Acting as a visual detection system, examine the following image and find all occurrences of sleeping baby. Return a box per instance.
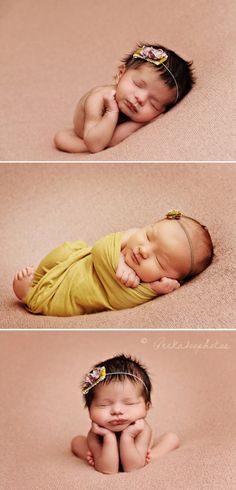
[13,210,213,316]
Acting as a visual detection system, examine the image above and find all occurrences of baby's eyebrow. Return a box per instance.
[123,397,138,401]
[97,398,111,403]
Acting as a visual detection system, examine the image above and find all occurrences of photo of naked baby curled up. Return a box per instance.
[0,0,235,161]
[1,162,236,329]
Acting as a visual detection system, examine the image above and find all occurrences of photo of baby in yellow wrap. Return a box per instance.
[13,210,213,317]
[72,354,179,474]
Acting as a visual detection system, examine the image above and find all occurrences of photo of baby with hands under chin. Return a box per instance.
[54,42,195,154]
[71,354,179,474]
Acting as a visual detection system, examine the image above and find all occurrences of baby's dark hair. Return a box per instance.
[83,354,152,408]
[122,42,195,111]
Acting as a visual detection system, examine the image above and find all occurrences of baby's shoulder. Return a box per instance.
[85,84,115,99]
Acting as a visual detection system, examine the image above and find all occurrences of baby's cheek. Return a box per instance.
[141,262,161,282]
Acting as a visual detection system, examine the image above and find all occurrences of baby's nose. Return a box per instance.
[111,404,124,415]
[139,244,150,258]
[135,90,148,106]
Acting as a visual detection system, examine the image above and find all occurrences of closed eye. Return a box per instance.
[151,103,159,111]
[134,79,145,88]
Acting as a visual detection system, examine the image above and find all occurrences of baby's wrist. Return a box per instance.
[103,431,117,442]
[105,109,119,117]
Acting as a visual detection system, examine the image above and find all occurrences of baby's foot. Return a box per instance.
[86,450,95,466]
[13,266,35,302]
[145,448,151,465]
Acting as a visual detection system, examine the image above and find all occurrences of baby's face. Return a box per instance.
[115,63,176,123]
[89,379,149,432]
[123,219,192,282]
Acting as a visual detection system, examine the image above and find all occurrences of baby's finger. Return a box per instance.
[132,275,140,288]
[128,275,140,288]
[161,277,181,291]
[116,268,127,282]
[120,270,130,284]
[124,271,136,287]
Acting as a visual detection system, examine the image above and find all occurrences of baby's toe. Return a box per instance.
[86,452,94,466]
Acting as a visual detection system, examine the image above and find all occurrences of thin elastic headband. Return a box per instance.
[133,45,179,102]
[82,366,148,395]
[165,209,194,278]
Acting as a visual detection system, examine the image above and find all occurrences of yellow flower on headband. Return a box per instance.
[133,46,168,65]
[82,366,106,395]
[166,209,182,219]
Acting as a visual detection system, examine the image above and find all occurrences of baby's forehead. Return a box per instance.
[152,218,195,233]
[151,219,181,234]
[149,219,193,249]
[94,379,143,397]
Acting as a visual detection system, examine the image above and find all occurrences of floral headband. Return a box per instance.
[133,45,179,102]
[165,209,194,278]
[82,366,148,395]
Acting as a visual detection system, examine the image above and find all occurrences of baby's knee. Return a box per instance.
[71,435,81,455]
[54,130,68,150]
[165,432,180,450]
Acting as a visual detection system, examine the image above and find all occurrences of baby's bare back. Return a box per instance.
[73,85,115,138]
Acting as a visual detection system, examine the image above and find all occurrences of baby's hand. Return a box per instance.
[116,254,140,288]
[122,419,145,438]
[103,89,119,113]
[148,277,180,295]
[91,422,112,437]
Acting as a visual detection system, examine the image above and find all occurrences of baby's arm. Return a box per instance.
[116,253,140,288]
[87,422,119,474]
[83,90,119,153]
[119,419,152,472]
[108,121,144,148]
[116,228,140,287]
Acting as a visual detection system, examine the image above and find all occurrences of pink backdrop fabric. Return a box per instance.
[0,0,235,161]
[0,330,235,489]
[1,162,235,328]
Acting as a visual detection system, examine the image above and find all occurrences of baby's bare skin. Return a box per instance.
[13,266,35,302]
[116,226,181,293]
[54,86,143,153]
[73,85,118,138]
[71,422,179,474]
[54,61,178,154]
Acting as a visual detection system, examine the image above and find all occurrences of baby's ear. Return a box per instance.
[115,64,126,83]
[146,401,151,411]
